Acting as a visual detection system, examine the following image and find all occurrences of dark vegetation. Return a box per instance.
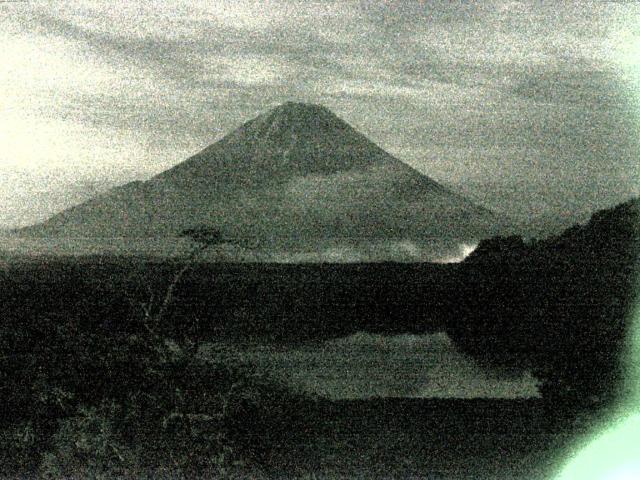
[0,198,638,477]
[449,198,640,410]
[0,230,313,477]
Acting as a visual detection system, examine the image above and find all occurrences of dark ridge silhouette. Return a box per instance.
[448,197,640,409]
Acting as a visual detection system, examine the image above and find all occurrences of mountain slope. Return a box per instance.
[17,102,497,257]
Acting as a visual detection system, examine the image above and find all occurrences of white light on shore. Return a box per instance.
[436,242,478,264]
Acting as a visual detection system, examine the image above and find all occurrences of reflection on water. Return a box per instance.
[219,332,540,400]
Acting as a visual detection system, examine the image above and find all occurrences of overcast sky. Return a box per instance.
[1,0,640,228]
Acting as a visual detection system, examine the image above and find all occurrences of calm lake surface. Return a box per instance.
[203,332,540,400]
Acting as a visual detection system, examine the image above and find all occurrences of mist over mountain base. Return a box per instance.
[0,236,478,263]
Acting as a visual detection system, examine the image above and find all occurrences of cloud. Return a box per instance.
[325,80,429,100]
[320,78,477,103]
[1,0,639,228]
[23,11,296,89]
[198,54,294,87]
[357,65,640,220]
[0,168,116,228]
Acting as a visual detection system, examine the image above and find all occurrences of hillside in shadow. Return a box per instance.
[448,198,639,409]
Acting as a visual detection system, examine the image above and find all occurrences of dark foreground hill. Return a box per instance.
[16,102,496,259]
[448,197,640,408]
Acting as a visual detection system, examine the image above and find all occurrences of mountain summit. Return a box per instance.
[18,102,497,260]
[157,101,404,186]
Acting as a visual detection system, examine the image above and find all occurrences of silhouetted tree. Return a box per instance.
[132,227,226,361]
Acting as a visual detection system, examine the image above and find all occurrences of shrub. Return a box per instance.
[39,401,138,479]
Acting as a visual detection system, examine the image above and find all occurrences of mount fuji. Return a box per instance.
[17,102,498,261]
